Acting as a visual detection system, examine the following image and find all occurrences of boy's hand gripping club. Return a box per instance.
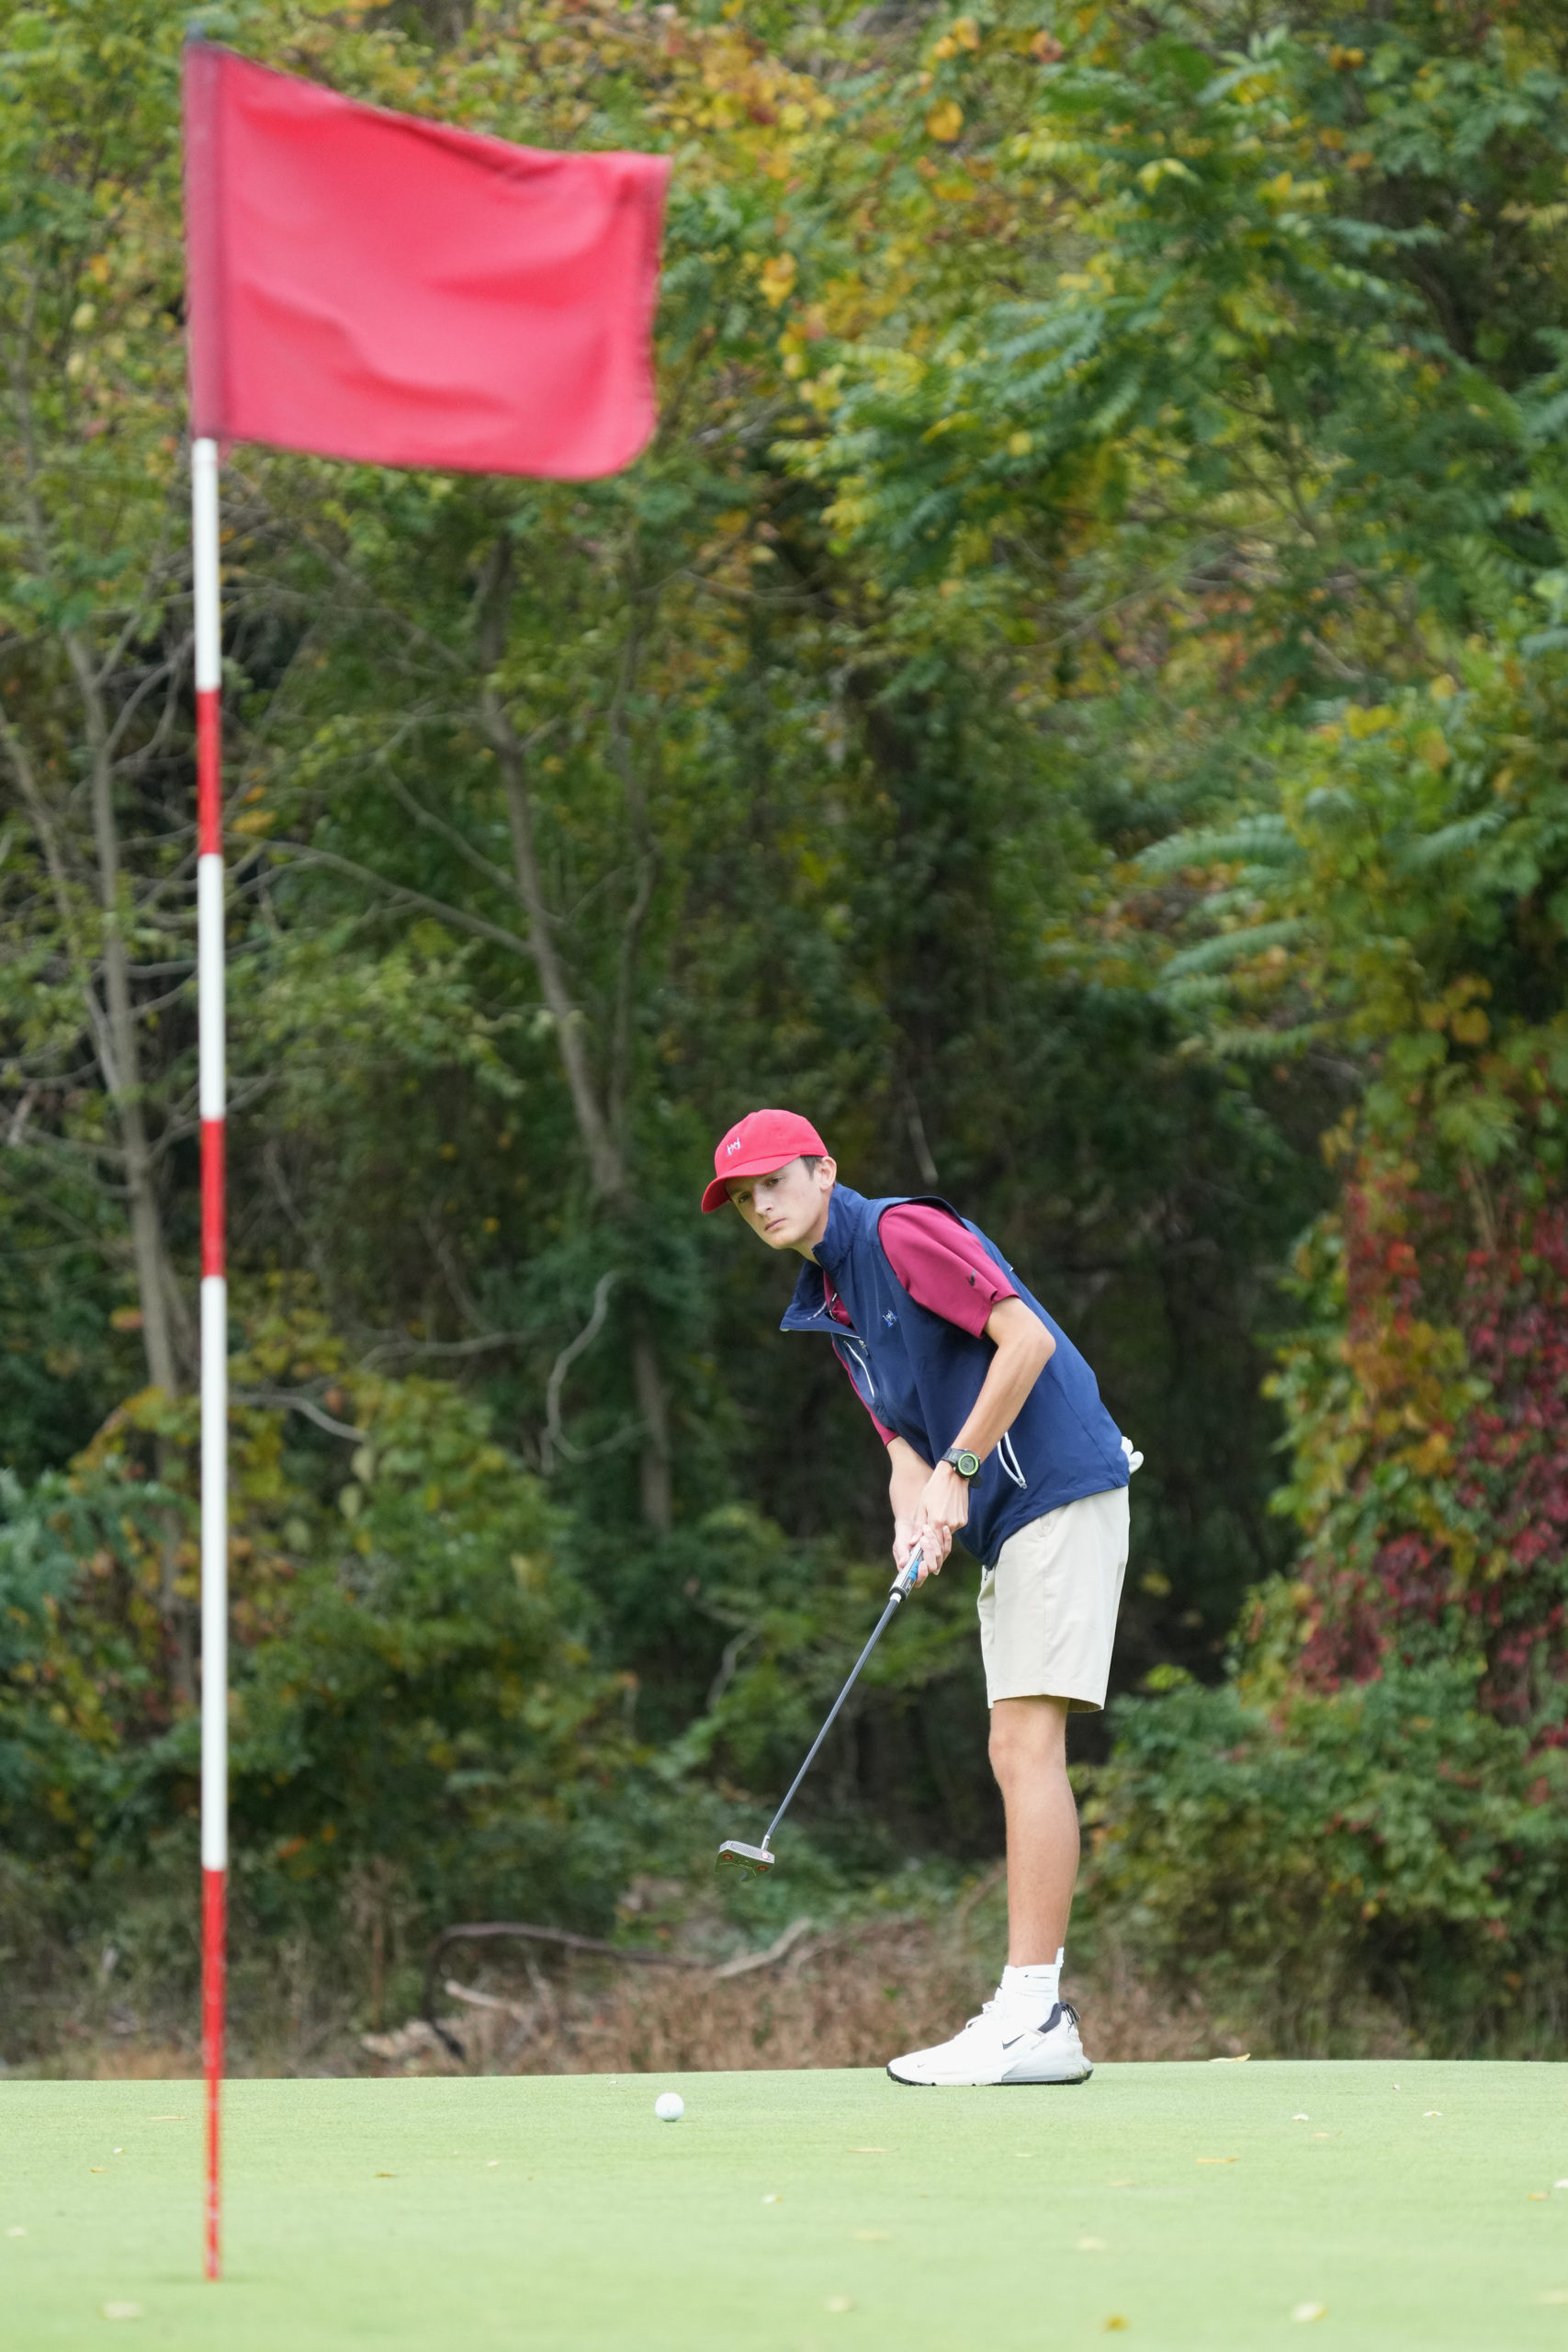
[716,1549,925,1878]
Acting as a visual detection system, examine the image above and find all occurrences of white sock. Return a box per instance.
[998,1952,1063,2025]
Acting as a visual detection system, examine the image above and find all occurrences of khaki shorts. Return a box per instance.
[976,1487,1130,1712]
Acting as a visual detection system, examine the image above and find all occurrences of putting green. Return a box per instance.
[3,2063,1566,2349]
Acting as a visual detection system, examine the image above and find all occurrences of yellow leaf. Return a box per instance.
[1138,156,1197,191]
[953,15,981,49]
[1008,430,1033,456]
[1450,1008,1490,1046]
[759,252,798,307]
[926,99,963,142]
[1416,729,1451,771]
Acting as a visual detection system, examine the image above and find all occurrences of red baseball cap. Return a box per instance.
[701,1109,829,1214]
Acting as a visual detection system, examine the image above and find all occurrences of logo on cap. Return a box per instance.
[727,1138,742,1155]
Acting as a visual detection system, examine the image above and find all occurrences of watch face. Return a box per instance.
[953,1450,981,1478]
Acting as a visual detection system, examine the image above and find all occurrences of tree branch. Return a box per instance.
[263,840,537,961]
[541,1271,619,1474]
[476,537,625,1202]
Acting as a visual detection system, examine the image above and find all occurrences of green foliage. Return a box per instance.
[660,1503,996,1863]
[2,0,1568,2056]
[1085,1661,1568,2052]
[0,1311,679,2045]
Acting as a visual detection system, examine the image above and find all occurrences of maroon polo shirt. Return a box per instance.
[823,1202,1018,1444]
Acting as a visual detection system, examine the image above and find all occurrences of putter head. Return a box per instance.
[716,1839,776,1878]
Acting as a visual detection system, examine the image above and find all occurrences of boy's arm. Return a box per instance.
[908,1298,1055,1579]
[947,1295,1055,1462]
[886,1435,931,1577]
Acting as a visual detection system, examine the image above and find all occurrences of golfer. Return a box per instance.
[703,1108,1137,2086]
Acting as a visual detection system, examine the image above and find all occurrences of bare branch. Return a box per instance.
[233,1388,367,1442]
[477,538,624,1201]
[263,839,536,961]
[541,1271,618,1474]
[604,600,659,1153]
[359,1329,528,1370]
[377,763,523,901]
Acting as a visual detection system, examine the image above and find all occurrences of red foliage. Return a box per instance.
[1297,1184,1568,1725]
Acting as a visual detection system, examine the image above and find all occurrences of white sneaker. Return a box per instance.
[886,1998,1092,2087]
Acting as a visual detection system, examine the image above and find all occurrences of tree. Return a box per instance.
[0,1,196,1396]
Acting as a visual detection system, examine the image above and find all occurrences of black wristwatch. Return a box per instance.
[941,1446,981,1480]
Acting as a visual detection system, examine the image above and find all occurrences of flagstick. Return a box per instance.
[192,433,227,2285]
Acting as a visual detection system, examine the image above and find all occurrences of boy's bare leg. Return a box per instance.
[988,1695,1077,1965]
[886,1690,1091,2080]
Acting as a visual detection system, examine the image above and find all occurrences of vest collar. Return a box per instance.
[812,1182,867,1277]
[779,1185,869,1334]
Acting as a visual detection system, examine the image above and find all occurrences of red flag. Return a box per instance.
[183,43,669,480]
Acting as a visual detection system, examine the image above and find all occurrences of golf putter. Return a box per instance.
[716,1548,926,1878]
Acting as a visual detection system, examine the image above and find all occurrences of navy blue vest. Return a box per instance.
[781,1186,1128,1570]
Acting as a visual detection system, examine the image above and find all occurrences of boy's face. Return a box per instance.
[727,1156,836,1255]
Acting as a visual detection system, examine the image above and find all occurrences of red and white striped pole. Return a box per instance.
[192,432,227,2283]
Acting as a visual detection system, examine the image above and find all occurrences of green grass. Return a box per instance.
[4,2064,1566,2349]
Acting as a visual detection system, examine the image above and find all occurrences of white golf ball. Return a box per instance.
[654,2092,684,2123]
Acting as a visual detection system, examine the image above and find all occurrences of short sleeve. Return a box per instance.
[878,1204,1018,1337]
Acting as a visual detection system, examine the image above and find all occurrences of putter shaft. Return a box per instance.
[758,1551,923,1853]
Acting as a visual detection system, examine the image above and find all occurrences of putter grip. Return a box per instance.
[892,1548,924,1599]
